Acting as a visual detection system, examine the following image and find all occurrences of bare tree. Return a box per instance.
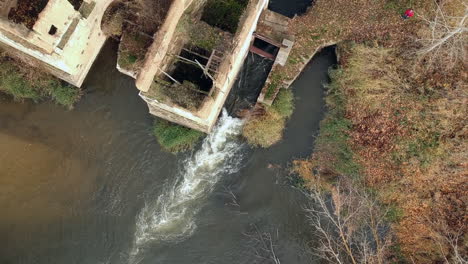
[305,179,391,264]
[427,218,468,264]
[223,186,241,208]
[417,1,468,69]
[244,224,281,264]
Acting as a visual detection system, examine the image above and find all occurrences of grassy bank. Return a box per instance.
[243,0,418,146]
[242,88,294,147]
[295,42,466,263]
[0,54,80,108]
[243,0,467,262]
[153,119,204,153]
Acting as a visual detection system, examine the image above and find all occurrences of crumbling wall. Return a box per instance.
[33,0,75,47]
[0,0,117,87]
[203,0,268,131]
[135,0,194,92]
[141,92,211,132]
[139,0,269,132]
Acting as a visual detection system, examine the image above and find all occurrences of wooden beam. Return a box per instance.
[158,68,180,85]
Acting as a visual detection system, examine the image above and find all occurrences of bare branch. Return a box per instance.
[305,179,391,264]
[417,2,468,70]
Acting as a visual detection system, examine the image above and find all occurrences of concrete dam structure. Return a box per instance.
[0,0,293,133]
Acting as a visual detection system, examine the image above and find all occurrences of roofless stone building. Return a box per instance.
[0,0,293,133]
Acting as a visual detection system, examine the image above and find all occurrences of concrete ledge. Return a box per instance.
[140,0,269,133]
[135,0,192,92]
[116,60,138,79]
[257,41,337,106]
[0,0,117,87]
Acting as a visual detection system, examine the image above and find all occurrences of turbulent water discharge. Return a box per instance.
[131,111,244,257]
[0,42,336,264]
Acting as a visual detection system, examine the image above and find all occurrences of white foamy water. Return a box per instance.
[130,110,244,258]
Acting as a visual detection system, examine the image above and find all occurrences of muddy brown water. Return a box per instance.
[0,41,336,263]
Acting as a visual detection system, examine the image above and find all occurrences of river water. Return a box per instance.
[0,41,336,263]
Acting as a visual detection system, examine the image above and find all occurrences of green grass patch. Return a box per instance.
[264,73,283,100]
[385,204,404,223]
[0,56,80,108]
[312,67,361,177]
[153,120,204,153]
[118,52,138,69]
[392,131,441,167]
[316,114,361,177]
[270,88,294,118]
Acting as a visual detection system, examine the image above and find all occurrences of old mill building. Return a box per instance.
[0,0,293,132]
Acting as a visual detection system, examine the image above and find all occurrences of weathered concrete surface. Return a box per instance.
[135,0,194,92]
[0,0,16,18]
[0,0,116,87]
[258,41,337,106]
[256,10,291,44]
[140,0,269,132]
[255,10,294,105]
[202,0,269,132]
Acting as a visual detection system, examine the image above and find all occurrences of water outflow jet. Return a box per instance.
[131,110,244,255]
[225,53,274,116]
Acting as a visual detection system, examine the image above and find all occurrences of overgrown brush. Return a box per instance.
[242,88,294,147]
[0,56,80,108]
[201,0,247,33]
[153,119,204,153]
[296,42,467,263]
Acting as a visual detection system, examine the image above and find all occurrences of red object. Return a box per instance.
[404,9,415,18]
[249,46,275,60]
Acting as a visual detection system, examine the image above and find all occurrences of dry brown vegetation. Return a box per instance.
[244,0,468,262]
[242,88,294,147]
[8,0,49,29]
[243,0,419,145]
[296,40,466,264]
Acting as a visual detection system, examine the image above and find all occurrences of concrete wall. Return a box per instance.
[140,0,269,132]
[33,0,76,48]
[0,0,117,87]
[135,0,193,92]
[203,0,268,131]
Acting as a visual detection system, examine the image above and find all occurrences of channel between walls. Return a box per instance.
[137,0,270,133]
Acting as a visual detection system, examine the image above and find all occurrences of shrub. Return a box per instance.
[118,52,138,69]
[153,120,204,152]
[242,88,295,147]
[0,65,41,101]
[264,73,283,100]
[201,0,246,33]
[242,110,285,147]
[0,56,80,108]
[49,80,81,109]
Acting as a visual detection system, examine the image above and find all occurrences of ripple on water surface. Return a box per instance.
[131,111,245,259]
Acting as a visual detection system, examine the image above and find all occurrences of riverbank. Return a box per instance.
[294,19,466,264]
[243,0,418,146]
[0,39,336,264]
[243,0,467,262]
[0,49,80,108]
